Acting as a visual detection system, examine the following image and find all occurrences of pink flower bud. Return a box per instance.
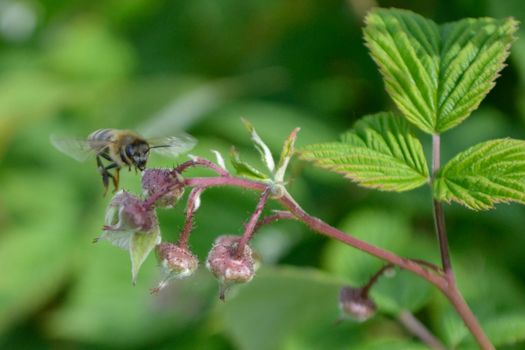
[151,243,199,293]
[104,190,158,233]
[206,235,256,299]
[339,286,376,322]
[141,169,184,208]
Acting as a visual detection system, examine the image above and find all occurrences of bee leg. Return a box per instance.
[101,172,111,197]
[97,156,110,196]
[113,168,120,192]
[103,163,120,193]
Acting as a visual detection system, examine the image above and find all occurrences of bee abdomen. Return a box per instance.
[88,129,115,142]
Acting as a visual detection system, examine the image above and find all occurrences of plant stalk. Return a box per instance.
[172,158,493,349]
[236,187,270,257]
[177,187,204,249]
[254,211,297,233]
[185,177,446,289]
[431,134,493,349]
[360,264,393,296]
[398,311,447,350]
[431,134,454,279]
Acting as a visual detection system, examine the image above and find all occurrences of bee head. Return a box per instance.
[126,141,150,171]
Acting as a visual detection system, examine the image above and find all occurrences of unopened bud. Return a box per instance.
[151,243,199,293]
[142,169,185,208]
[339,286,376,322]
[206,235,256,300]
[104,190,157,233]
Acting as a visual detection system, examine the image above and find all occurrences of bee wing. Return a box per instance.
[50,135,108,162]
[148,133,197,158]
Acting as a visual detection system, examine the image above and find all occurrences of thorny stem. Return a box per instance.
[184,177,446,288]
[153,158,492,349]
[253,213,441,273]
[236,187,271,258]
[253,211,298,233]
[177,187,204,249]
[176,157,230,177]
[431,134,493,350]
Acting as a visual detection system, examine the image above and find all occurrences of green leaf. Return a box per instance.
[230,146,268,180]
[0,174,78,335]
[274,127,300,182]
[241,118,275,173]
[430,254,525,348]
[130,229,161,284]
[485,314,525,347]
[349,339,429,350]
[45,246,216,347]
[364,8,518,133]
[300,112,429,192]
[218,266,366,350]
[434,139,525,210]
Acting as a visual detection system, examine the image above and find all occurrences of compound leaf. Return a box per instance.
[364,8,518,133]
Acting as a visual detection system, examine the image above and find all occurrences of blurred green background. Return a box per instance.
[1,0,525,349]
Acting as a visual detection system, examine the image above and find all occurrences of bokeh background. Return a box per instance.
[1,0,525,349]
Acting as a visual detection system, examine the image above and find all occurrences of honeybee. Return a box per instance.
[51,129,196,194]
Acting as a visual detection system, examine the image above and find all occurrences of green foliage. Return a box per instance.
[364,8,517,133]
[1,2,525,349]
[130,230,161,284]
[300,112,429,191]
[218,267,344,350]
[219,267,429,350]
[274,127,300,182]
[46,246,216,347]
[241,118,276,173]
[484,314,525,347]
[0,174,78,333]
[349,339,429,350]
[434,139,525,210]
[230,146,269,180]
[429,254,525,348]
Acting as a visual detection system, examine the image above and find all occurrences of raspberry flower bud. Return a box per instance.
[103,190,158,234]
[142,169,185,208]
[339,286,377,322]
[97,190,161,284]
[206,235,256,300]
[151,242,199,293]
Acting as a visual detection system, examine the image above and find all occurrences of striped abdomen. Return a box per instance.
[88,129,115,143]
[87,129,117,155]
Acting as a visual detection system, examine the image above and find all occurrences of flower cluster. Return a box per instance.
[98,167,259,299]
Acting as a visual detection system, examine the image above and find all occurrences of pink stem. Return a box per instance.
[172,172,490,348]
[236,188,271,257]
[176,158,230,177]
[185,176,446,289]
[253,211,297,233]
[177,187,204,249]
